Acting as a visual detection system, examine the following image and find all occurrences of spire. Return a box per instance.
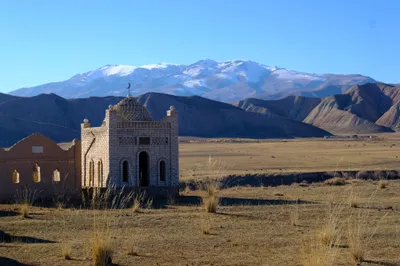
[127,82,131,97]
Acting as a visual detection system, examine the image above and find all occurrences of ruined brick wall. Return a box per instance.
[0,133,81,202]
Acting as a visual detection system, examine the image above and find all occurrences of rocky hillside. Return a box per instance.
[0,92,330,147]
[237,82,399,134]
[8,60,374,102]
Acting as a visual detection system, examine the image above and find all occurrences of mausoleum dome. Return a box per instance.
[114,96,153,121]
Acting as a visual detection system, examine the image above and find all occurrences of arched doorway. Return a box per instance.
[139,151,149,186]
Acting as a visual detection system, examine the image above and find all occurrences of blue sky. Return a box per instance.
[1,0,399,92]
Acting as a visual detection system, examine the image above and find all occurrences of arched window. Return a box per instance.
[33,163,41,183]
[122,161,129,183]
[53,169,61,182]
[159,161,166,182]
[89,160,94,187]
[12,170,20,184]
[98,160,103,187]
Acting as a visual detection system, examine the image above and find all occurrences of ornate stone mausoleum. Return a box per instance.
[80,92,179,195]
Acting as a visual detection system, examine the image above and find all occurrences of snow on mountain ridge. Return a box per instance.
[8,59,375,102]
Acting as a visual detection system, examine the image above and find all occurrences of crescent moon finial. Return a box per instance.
[127,82,131,97]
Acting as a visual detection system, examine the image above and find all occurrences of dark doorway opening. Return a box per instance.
[139,152,149,186]
[122,161,129,183]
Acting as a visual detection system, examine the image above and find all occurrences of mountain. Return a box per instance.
[237,82,400,134]
[8,60,375,102]
[0,92,330,147]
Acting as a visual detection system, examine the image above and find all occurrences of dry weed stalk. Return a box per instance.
[299,235,338,266]
[62,243,72,260]
[200,219,211,235]
[90,214,113,266]
[347,189,388,264]
[288,203,299,226]
[317,195,345,247]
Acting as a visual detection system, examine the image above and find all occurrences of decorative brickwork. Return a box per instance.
[81,94,179,194]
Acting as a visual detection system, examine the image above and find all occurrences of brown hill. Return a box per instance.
[0,92,330,147]
[239,83,399,134]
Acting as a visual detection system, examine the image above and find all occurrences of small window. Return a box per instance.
[89,160,94,186]
[122,161,129,183]
[33,163,41,182]
[12,170,20,184]
[53,169,61,182]
[159,161,166,182]
[139,137,150,145]
[98,160,103,187]
[32,146,44,153]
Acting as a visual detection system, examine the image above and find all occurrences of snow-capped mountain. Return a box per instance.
[9,60,375,102]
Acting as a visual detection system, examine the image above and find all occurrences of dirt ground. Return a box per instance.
[1,134,400,265]
[0,180,399,266]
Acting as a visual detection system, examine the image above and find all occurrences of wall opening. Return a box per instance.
[53,169,61,182]
[122,161,129,183]
[12,170,20,184]
[139,137,150,145]
[89,160,94,187]
[139,151,149,186]
[159,160,166,182]
[33,163,41,182]
[98,160,103,187]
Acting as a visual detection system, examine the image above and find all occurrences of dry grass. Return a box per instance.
[91,233,113,266]
[19,203,29,218]
[288,203,299,226]
[62,243,72,260]
[0,173,399,265]
[378,180,388,189]
[299,236,338,266]
[179,134,400,179]
[200,219,211,235]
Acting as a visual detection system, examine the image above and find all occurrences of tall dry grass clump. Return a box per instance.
[14,186,41,218]
[62,243,72,260]
[201,179,220,213]
[347,189,388,264]
[89,215,113,266]
[299,235,338,266]
[317,196,345,247]
[378,180,388,189]
[195,156,231,213]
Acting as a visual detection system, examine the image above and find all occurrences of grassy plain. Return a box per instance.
[179,133,400,179]
[1,134,400,265]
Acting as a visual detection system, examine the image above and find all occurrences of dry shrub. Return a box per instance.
[89,214,114,266]
[202,185,219,213]
[323,177,346,186]
[62,244,72,260]
[200,219,211,235]
[19,203,29,218]
[299,236,338,266]
[91,233,113,266]
[378,180,388,189]
[348,190,359,208]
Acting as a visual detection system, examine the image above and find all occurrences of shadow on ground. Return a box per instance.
[363,260,400,266]
[0,230,55,244]
[171,195,312,207]
[0,210,19,218]
[0,257,31,266]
